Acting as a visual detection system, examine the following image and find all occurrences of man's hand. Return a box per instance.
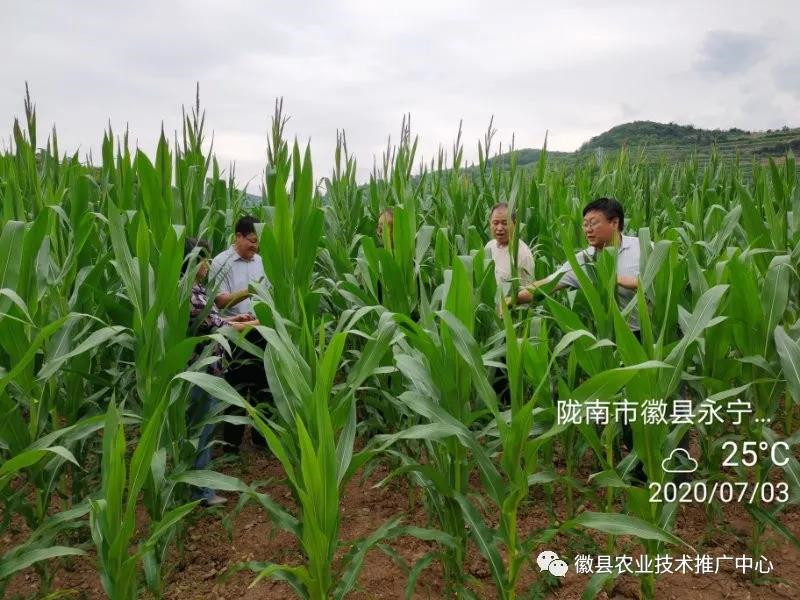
[226,312,255,322]
[616,275,638,290]
[498,294,524,317]
[230,320,258,332]
[517,288,533,303]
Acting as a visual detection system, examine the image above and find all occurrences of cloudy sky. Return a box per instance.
[3,0,798,188]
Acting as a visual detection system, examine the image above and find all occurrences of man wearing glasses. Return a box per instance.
[210,215,266,315]
[209,215,270,452]
[515,197,640,330]
[516,197,656,482]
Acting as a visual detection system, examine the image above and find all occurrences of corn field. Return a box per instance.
[2,91,800,600]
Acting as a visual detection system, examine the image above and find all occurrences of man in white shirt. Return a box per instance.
[485,203,535,295]
[516,197,640,330]
[517,198,662,482]
[209,215,267,315]
[209,215,269,452]
[486,202,535,405]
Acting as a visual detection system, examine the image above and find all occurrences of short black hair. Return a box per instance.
[235,215,258,237]
[489,202,517,222]
[582,197,624,231]
[182,237,211,275]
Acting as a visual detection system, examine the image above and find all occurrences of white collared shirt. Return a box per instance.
[209,246,267,315]
[550,234,641,330]
[485,238,535,294]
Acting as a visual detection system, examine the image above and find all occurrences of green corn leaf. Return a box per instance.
[775,326,800,405]
[745,504,800,552]
[0,221,25,292]
[0,546,86,579]
[563,511,693,551]
[38,325,127,379]
[761,256,791,346]
[136,501,199,558]
[453,493,508,592]
[335,398,357,484]
[405,553,435,600]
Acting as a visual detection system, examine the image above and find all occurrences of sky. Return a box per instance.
[3,0,799,189]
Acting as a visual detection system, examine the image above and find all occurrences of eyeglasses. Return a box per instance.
[582,219,606,231]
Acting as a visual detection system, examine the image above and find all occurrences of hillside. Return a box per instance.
[245,121,799,200]
[489,120,800,171]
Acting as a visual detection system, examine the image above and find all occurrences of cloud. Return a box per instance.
[620,103,641,120]
[773,60,800,99]
[1,1,798,189]
[694,30,769,75]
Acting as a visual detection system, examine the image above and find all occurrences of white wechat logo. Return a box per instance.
[537,550,569,577]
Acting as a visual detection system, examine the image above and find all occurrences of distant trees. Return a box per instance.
[485,121,797,173]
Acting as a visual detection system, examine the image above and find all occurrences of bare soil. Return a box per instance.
[5,433,800,600]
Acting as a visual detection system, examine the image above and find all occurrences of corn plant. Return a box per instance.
[0,97,133,592]
[90,400,198,600]
[178,308,451,599]
[3,85,800,600]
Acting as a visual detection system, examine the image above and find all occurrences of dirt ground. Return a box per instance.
[5,433,800,600]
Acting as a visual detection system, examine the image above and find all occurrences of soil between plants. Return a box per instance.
[5,432,800,600]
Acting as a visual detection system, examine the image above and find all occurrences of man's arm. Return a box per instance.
[214,288,250,310]
[209,254,250,310]
[516,276,566,303]
[506,252,582,308]
[516,271,637,303]
[616,275,638,290]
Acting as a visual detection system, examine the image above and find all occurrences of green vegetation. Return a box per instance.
[489,120,800,175]
[1,92,799,600]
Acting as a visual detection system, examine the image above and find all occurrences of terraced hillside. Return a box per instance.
[490,120,800,174]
